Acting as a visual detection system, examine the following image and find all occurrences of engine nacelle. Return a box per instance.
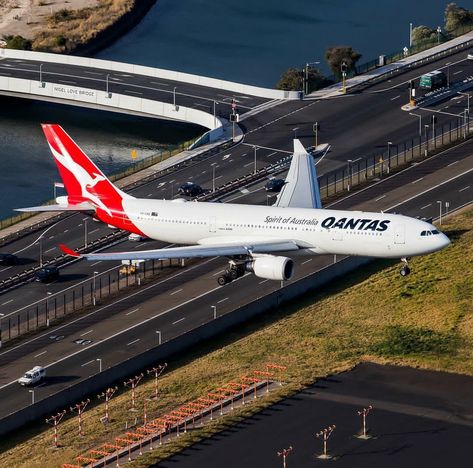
[246,256,294,281]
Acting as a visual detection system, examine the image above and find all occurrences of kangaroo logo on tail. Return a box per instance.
[42,124,130,217]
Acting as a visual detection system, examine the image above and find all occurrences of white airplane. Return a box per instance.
[17,124,450,284]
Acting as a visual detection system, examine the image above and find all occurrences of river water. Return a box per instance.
[0,0,448,218]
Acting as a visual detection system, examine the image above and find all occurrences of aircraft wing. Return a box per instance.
[273,139,322,209]
[60,239,300,261]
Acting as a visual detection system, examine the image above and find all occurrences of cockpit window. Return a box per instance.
[421,231,426,236]
[421,230,440,236]
[431,230,439,234]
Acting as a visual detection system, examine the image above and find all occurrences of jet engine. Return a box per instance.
[246,256,294,281]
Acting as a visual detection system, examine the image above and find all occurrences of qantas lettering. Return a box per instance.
[321,217,391,232]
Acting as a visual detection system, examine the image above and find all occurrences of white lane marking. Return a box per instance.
[222,154,231,160]
[217,297,228,304]
[125,308,140,316]
[0,72,12,76]
[259,279,269,284]
[459,185,470,192]
[1,299,13,306]
[170,288,183,296]
[302,259,313,265]
[34,351,47,358]
[411,177,424,184]
[447,160,459,167]
[212,270,225,276]
[58,80,77,84]
[215,175,223,180]
[80,329,93,336]
[147,193,153,197]
[150,81,169,86]
[49,236,55,239]
[84,71,102,76]
[172,317,186,325]
[453,70,463,75]
[44,247,56,253]
[63,229,68,233]
[88,228,99,235]
[0,267,12,273]
[390,95,401,101]
[90,261,102,267]
[125,90,143,95]
[244,162,254,167]
[13,219,63,254]
[0,258,220,381]
[81,360,94,367]
[240,188,250,194]
[266,151,277,158]
[168,180,175,183]
[420,203,432,210]
[375,195,386,201]
[127,338,140,346]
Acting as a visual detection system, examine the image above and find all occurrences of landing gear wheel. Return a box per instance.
[229,269,239,281]
[218,275,228,286]
[400,266,411,277]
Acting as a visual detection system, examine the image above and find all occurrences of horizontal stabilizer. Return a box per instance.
[15,202,95,213]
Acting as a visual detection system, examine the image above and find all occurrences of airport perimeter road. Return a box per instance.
[0,147,471,418]
[159,362,473,468]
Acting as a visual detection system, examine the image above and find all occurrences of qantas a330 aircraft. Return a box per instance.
[17,124,450,285]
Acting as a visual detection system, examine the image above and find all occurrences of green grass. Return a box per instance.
[0,208,472,467]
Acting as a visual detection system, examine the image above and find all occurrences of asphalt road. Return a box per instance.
[157,362,473,468]
[0,144,471,418]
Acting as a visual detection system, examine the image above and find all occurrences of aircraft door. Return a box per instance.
[209,216,216,233]
[394,224,405,244]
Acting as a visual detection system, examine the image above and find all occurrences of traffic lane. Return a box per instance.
[330,141,473,211]
[1,172,471,413]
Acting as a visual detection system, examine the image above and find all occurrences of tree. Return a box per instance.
[325,46,361,77]
[411,25,437,45]
[444,3,473,32]
[3,35,32,51]
[276,67,303,91]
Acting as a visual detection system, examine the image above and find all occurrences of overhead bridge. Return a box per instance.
[0,49,300,144]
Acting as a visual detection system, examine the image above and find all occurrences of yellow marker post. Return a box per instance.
[131,149,137,160]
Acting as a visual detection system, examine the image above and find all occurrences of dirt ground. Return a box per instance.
[0,0,100,39]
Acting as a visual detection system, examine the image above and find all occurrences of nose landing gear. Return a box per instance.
[400,257,411,277]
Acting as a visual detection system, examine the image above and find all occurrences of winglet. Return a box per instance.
[59,244,81,258]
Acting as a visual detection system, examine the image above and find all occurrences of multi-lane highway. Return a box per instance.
[0,45,472,423]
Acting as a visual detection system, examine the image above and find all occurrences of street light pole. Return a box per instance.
[409,22,413,47]
[29,389,35,405]
[156,330,161,345]
[409,112,422,138]
[173,87,177,109]
[93,271,98,306]
[304,61,320,95]
[347,159,353,191]
[39,63,44,86]
[437,200,443,225]
[83,217,88,247]
[212,165,216,193]
[387,142,392,174]
[213,100,217,128]
[253,145,258,174]
[96,358,102,373]
[437,26,442,44]
[211,305,217,319]
[106,73,110,97]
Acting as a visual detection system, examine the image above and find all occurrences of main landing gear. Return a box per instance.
[400,257,411,277]
[217,261,246,286]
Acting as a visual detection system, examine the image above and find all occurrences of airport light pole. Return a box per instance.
[93,271,98,306]
[70,399,90,436]
[97,386,118,422]
[29,389,35,405]
[277,446,293,468]
[409,112,422,138]
[316,425,336,459]
[211,305,217,319]
[437,200,443,225]
[147,363,167,400]
[304,61,320,95]
[156,330,162,345]
[437,26,442,44]
[96,358,102,373]
[46,410,67,448]
[356,405,373,439]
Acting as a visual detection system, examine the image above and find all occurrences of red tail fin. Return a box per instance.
[41,124,129,215]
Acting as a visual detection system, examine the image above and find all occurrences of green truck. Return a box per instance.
[419,70,447,90]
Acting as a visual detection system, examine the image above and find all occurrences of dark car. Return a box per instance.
[35,266,59,283]
[264,178,285,192]
[0,253,17,266]
[178,182,203,197]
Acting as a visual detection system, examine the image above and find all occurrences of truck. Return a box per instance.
[419,70,447,90]
[18,366,46,386]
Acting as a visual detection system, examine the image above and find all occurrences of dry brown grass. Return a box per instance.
[32,0,136,52]
[0,208,472,467]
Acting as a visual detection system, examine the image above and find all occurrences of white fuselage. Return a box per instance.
[122,199,449,259]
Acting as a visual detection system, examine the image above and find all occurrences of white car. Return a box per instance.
[128,233,146,242]
[18,366,46,386]
[467,52,473,60]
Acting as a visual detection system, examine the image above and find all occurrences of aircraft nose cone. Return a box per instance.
[439,232,450,249]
